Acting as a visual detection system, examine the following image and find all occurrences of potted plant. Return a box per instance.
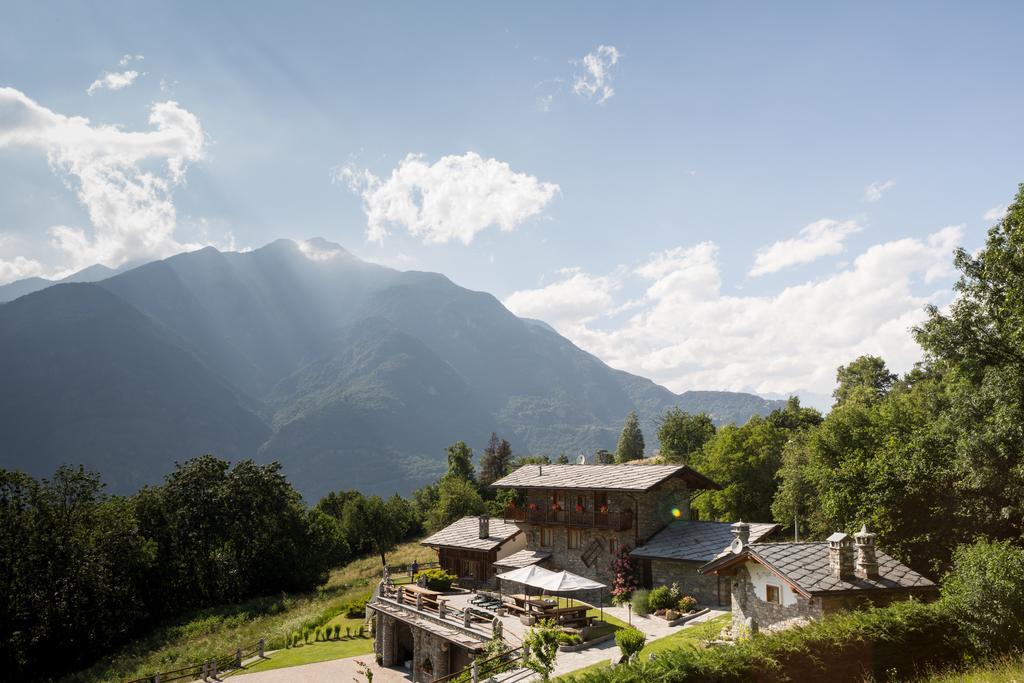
[575,504,585,513]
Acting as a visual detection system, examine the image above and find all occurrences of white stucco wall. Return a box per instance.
[495,531,528,561]
[746,561,798,607]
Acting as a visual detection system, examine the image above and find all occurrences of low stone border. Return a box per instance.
[558,631,616,652]
[665,607,711,627]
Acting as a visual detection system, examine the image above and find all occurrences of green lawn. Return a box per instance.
[556,614,729,680]
[231,613,374,676]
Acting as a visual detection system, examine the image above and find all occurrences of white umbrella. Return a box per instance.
[495,564,558,587]
[534,570,607,622]
[534,570,605,592]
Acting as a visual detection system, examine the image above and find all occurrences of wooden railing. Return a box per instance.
[124,639,264,683]
[504,505,633,531]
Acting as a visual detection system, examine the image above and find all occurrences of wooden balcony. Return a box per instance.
[504,505,633,531]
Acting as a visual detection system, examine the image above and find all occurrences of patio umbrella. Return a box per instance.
[495,564,558,598]
[533,570,607,621]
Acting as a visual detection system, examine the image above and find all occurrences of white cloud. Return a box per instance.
[504,227,963,396]
[504,268,620,326]
[863,179,896,202]
[983,205,1008,222]
[749,219,862,276]
[0,87,207,273]
[0,254,45,285]
[339,152,559,245]
[572,45,621,104]
[87,55,145,95]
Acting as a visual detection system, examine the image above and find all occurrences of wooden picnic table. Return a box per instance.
[402,584,440,597]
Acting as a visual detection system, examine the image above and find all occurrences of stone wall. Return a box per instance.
[730,564,823,633]
[650,559,728,606]
[517,479,691,592]
[636,479,691,539]
[373,611,463,682]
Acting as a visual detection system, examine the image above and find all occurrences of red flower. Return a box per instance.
[528,503,538,511]
[575,504,584,513]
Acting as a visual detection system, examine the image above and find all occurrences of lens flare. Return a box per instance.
[671,507,682,518]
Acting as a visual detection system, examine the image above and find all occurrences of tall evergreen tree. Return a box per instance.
[616,411,645,462]
[478,433,513,487]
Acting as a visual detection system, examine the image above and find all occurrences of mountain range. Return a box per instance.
[0,239,785,499]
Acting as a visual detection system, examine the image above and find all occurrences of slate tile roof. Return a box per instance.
[705,541,936,595]
[421,517,522,551]
[631,520,780,562]
[490,463,721,492]
[493,549,552,568]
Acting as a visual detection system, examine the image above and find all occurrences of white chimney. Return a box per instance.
[731,520,750,546]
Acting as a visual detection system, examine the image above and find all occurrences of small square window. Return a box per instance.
[766,584,781,604]
[540,528,554,547]
[568,529,582,549]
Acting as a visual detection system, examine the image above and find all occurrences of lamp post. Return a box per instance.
[627,602,632,627]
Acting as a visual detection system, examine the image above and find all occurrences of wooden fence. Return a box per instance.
[124,639,264,683]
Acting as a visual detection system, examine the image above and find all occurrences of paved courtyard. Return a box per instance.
[230,655,410,683]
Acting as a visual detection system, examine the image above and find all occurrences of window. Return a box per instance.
[765,584,781,604]
[551,491,563,511]
[609,537,619,555]
[594,491,609,513]
[568,529,583,549]
[540,527,554,547]
[575,494,587,512]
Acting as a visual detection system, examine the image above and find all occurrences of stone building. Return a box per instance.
[421,516,525,584]
[700,523,937,633]
[490,463,722,587]
[372,585,495,682]
[631,520,778,605]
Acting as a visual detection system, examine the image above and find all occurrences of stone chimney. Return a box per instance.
[827,532,855,580]
[731,520,750,546]
[854,525,879,579]
[478,515,490,539]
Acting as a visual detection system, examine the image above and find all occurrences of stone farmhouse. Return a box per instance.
[491,463,726,590]
[700,523,937,633]
[369,464,937,682]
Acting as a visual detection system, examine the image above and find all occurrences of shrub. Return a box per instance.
[344,598,368,618]
[421,568,457,592]
[333,624,341,639]
[524,620,561,681]
[647,586,676,611]
[557,632,583,646]
[630,589,650,617]
[941,539,1024,656]
[615,628,646,662]
[677,595,698,613]
[610,546,638,605]
[345,626,351,637]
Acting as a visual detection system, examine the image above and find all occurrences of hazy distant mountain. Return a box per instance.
[0,239,786,499]
[0,263,121,303]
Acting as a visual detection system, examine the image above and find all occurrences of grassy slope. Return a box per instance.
[65,541,436,683]
[557,614,730,680]
[926,657,1024,682]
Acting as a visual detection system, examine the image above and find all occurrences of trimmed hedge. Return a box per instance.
[570,600,966,682]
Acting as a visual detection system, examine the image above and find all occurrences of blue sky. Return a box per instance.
[1,2,1021,401]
